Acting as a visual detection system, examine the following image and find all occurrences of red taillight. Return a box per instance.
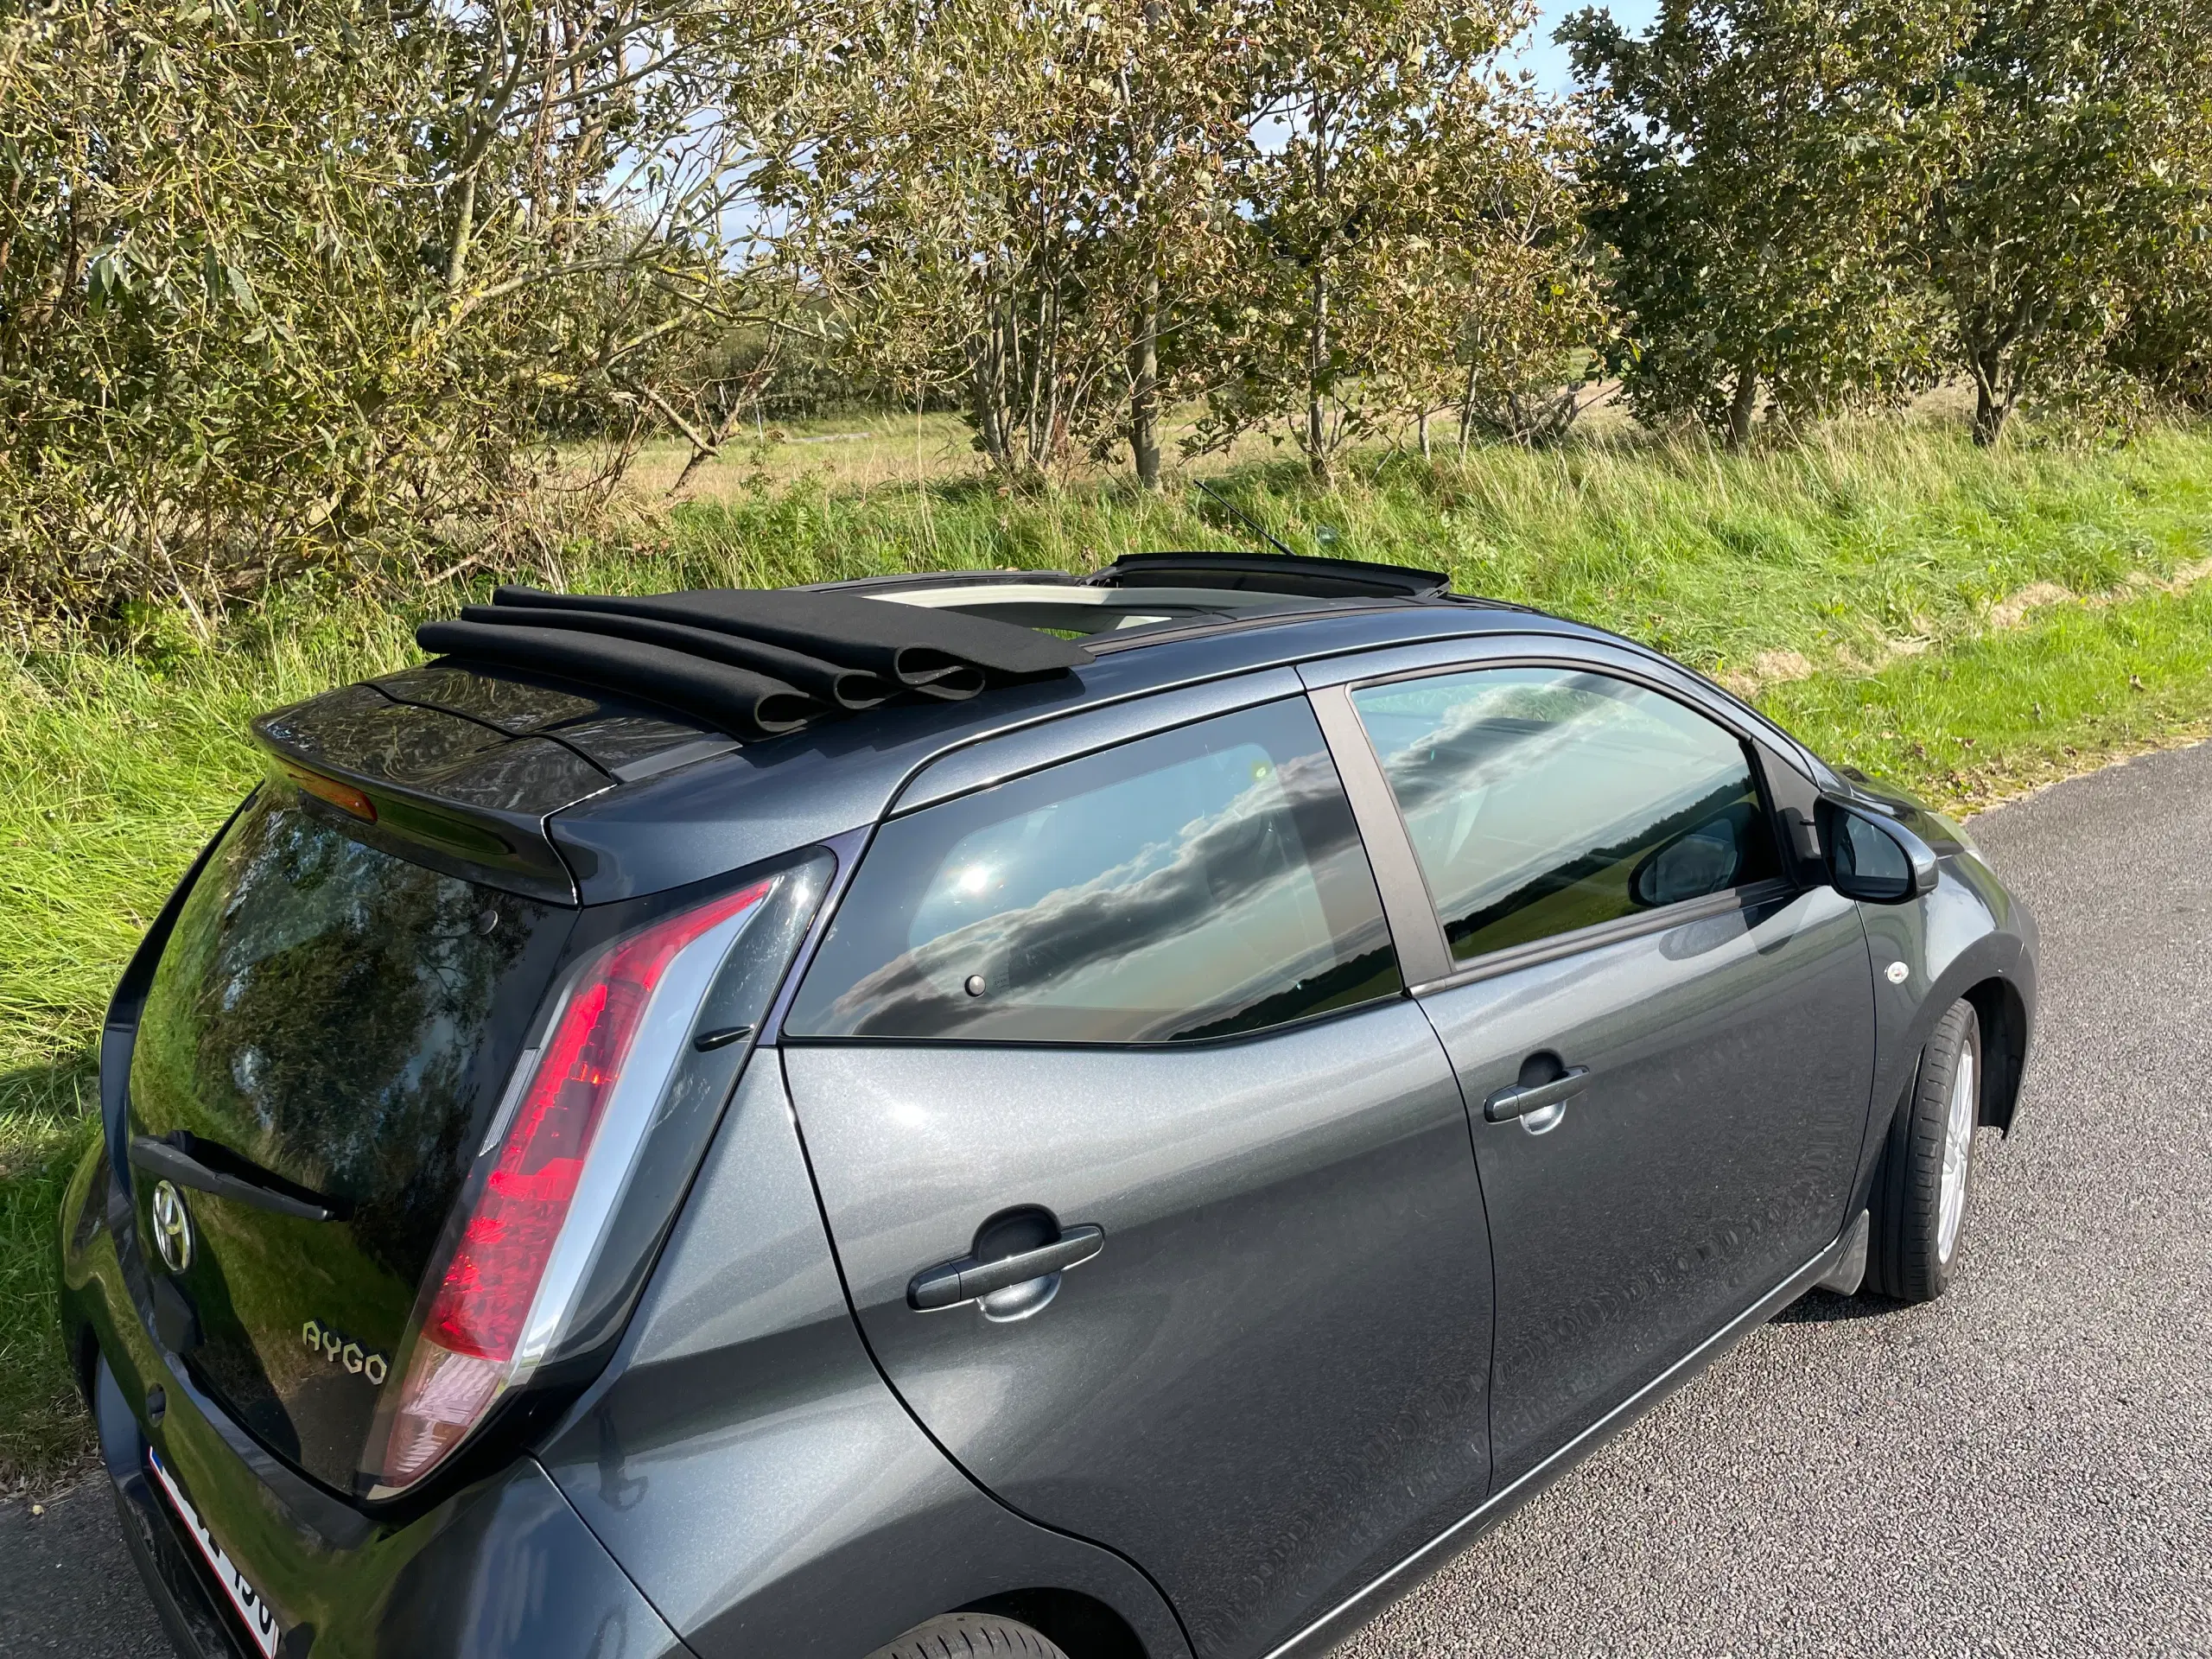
[428,970,617,1363]
[370,880,772,1492]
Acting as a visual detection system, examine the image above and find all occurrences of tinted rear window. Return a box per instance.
[132,791,571,1281]
[786,698,1401,1043]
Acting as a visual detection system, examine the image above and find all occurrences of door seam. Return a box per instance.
[1410,996,1499,1514]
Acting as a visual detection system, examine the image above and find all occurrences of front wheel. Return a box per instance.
[1866,998,1984,1303]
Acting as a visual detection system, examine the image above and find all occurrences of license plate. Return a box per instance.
[147,1446,283,1657]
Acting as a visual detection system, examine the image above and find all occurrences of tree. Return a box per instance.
[769,1,1112,478]
[1565,0,1960,448]
[1918,0,2212,442]
[0,0,794,625]
[1195,0,1573,479]
[769,0,1244,485]
[1395,77,1612,452]
[1096,2,1249,487]
[2110,242,2212,415]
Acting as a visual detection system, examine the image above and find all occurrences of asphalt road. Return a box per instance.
[5,741,2209,1659]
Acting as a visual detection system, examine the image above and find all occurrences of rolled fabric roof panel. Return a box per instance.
[415,620,822,739]
[489,584,1090,685]
[456,603,894,710]
[902,664,986,701]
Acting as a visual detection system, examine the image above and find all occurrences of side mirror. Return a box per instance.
[1819,801,1938,903]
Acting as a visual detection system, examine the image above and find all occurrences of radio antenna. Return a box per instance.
[1192,478,1300,562]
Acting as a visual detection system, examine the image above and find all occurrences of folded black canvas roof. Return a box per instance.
[416,584,1093,741]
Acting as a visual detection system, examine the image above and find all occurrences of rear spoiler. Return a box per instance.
[251,663,735,904]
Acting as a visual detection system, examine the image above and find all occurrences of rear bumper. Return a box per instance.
[60,1145,690,1659]
[97,1358,264,1659]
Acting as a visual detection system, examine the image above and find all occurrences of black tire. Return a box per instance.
[1866,998,1984,1303]
[865,1613,1072,1659]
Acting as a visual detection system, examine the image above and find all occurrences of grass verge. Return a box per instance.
[1761,579,2212,810]
[3,419,2208,1491]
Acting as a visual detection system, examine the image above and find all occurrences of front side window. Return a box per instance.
[786,699,1401,1043]
[1351,666,1781,965]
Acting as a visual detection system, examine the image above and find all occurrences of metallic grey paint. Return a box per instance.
[538,1063,1191,1659]
[73,1236,683,1659]
[1416,885,1875,1483]
[1252,1229,1859,1659]
[781,1002,1495,1659]
[61,591,2042,1659]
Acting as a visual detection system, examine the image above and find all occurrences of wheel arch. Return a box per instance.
[1961,975,2029,1136]
[956,1588,1153,1659]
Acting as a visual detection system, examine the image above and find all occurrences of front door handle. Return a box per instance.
[909,1224,1105,1312]
[1483,1066,1590,1124]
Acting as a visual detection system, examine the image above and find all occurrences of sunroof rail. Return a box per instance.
[1087,550,1452,601]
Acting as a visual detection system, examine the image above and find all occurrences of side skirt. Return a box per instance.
[1262,1230,1857,1659]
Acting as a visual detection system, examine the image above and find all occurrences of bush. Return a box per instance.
[0,0,739,630]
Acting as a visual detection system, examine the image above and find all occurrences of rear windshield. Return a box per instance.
[131,791,573,1281]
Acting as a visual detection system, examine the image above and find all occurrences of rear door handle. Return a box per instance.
[1483,1067,1590,1124]
[908,1224,1105,1312]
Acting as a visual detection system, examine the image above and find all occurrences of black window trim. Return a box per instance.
[1307,652,1802,999]
[773,990,1415,1055]
[887,667,1306,818]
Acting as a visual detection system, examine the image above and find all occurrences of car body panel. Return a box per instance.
[780,1000,1494,1659]
[537,1062,1192,1659]
[1288,630,1882,1482]
[63,1169,685,1659]
[1854,856,2036,1171]
[1251,1225,1859,1659]
[1416,884,1875,1482]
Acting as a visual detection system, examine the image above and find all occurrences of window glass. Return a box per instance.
[787,699,1401,1043]
[1351,666,1781,964]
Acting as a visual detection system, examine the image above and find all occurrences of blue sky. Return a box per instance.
[1516,0,1659,95]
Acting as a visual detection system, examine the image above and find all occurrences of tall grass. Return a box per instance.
[654,423,2212,690]
[7,421,2208,1085]
[3,418,2209,1488]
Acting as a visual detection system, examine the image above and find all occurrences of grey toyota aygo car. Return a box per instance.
[59,553,2037,1659]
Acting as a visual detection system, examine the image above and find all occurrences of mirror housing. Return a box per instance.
[1819,799,1938,903]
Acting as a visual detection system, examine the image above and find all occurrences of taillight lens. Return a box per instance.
[367,879,772,1494]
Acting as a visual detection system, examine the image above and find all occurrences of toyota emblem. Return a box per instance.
[149,1180,194,1274]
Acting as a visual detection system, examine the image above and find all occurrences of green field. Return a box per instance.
[5,419,2210,1492]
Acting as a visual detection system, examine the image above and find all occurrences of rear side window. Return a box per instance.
[786,698,1402,1043]
[1351,665,1781,965]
